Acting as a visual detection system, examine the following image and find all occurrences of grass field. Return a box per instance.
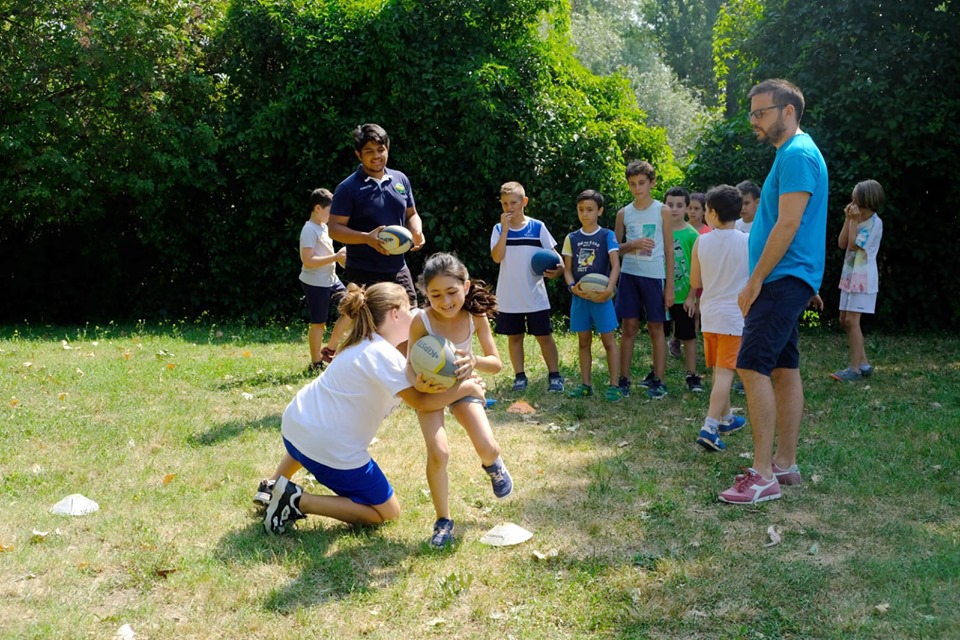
[1,320,958,639]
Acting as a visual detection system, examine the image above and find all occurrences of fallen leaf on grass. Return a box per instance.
[426,618,445,627]
[242,351,252,358]
[739,452,752,459]
[811,474,823,484]
[155,568,178,578]
[617,441,630,448]
[532,548,559,560]
[75,368,84,376]
[166,363,176,370]
[506,400,536,415]
[30,530,50,543]
[61,340,73,350]
[58,392,68,401]
[931,402,942,410]
[9,397,19,407]
[807,543,820,555]
[0,543,14,552]
[544,423,561,433]
[874,602,890,614]
[23,361,32,368]
[241,392,254,400]
[764,525,781,547]
[162,474,176,485]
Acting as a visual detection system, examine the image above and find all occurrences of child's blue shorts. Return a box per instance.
[616,273,667,323]
[282,437,394,506]
[570,296,618,334]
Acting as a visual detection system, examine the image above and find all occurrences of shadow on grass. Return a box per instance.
[216,517,416,612]
[215,368,313,391]
[189,414,281,446]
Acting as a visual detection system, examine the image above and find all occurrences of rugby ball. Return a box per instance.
[578,273,610,293]
[377,225,413,255]
[531,249,561,276]
[410,334,459,389]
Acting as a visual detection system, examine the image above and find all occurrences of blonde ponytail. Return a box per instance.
[338,282,408,350]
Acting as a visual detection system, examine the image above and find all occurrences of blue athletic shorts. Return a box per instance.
[282,437,394,506]
[616,273,667,323]
[495,309,553,336]
[570,296,618,334]
[301,280,346,324]
[736,276,814,376]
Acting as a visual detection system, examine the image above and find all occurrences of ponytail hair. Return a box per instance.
[417,252,498,317]
[337,282,409,350]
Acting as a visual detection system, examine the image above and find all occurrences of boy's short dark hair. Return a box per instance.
[706,185,743,223]
[736,180,761,200]
[748,78,805,123]
[353,123,389,151]
[309,188,334,210]
[853,179,885,211]
[576,189,604,209]
[625,160,656,182]
[664,186,690,206]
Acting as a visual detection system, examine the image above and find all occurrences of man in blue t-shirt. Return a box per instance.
[718,79,828,506]
[323,124,426,361]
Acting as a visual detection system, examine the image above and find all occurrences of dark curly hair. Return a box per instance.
[417,252,498,317]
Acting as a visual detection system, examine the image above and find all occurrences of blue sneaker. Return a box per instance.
[547,374,564,393]
[831,367,862,382]
[483,457,513,498]
[697,428,726,451]
[718,415,746,434]
[485,398,497,409]
[618,376,631,397]
[430,518,455,548]
[732,379,746,395]
[647,377,668,399]
[512,374,528,392]
[638,371,656,389]
[859,363,874,378]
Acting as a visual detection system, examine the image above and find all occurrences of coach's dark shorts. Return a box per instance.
[495,309,553,336]
[342,265,417,307]
[737,276,815,376]
[301,280,346,324]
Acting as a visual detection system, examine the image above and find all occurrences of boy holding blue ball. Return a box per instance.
[490,181,564,393]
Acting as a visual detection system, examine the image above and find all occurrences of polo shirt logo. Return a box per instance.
[393,183,407,195]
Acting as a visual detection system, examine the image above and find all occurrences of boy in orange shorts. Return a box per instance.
[686,185,749,451]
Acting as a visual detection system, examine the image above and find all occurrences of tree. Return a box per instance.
[688,0,960,330]
[0,0,226,319]
[568,0,717,158]
[208,0,675,317]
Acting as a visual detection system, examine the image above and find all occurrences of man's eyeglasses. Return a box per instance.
[748,104,785,120]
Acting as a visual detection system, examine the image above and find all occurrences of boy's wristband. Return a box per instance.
[567,283,574,290]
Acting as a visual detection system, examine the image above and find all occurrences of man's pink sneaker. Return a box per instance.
[772,462,802,485]
[719,468,781,504]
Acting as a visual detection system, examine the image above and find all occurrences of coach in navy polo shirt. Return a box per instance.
[328,123,425,308]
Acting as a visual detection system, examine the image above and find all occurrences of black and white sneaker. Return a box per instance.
[483,457,513,498]
[264,476,305,535]
[253,478,276,507]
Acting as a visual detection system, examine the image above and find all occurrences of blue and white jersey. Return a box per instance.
[490,217,557,313]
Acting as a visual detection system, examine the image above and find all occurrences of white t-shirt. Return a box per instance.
[299,220,339,287]
[619,200,666,278]
[735,218,753,234]
[281,334,411,469]
[490,217,557,313]
[697,229,750,336]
